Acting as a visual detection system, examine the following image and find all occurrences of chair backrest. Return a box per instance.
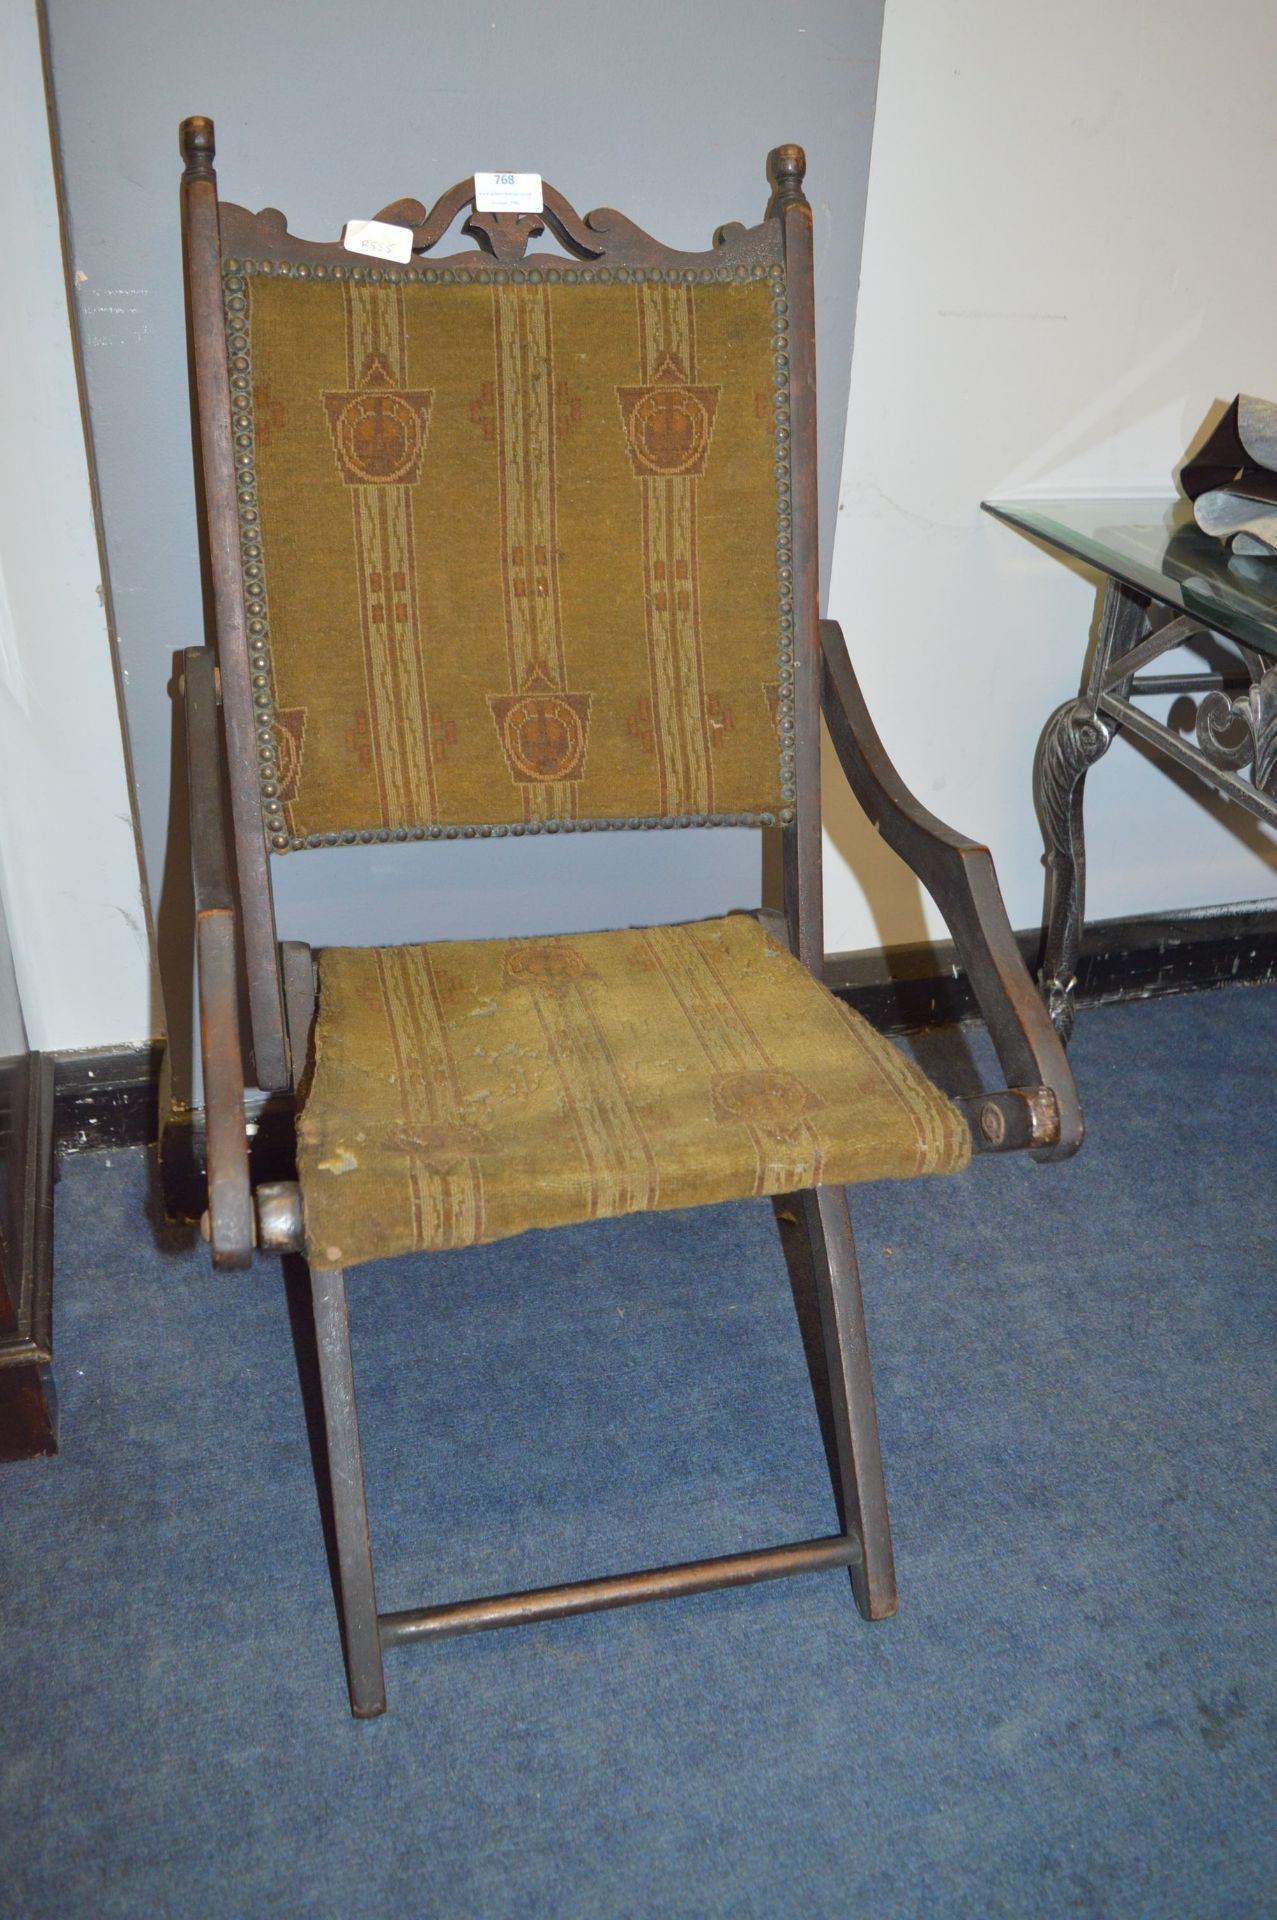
[181,123,823,1091]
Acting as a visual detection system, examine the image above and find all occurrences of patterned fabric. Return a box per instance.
[296,915,970,1270]
[228,265,793,850]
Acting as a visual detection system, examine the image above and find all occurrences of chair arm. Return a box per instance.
[183,647,255,1265]
[819,619,1082,1161]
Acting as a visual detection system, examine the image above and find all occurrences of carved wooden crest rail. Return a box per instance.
[211,151,787,276]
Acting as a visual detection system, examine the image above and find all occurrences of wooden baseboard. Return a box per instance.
[53,1042,163,1151]
[51,904,1277,1193]
[826,900,1277,1035]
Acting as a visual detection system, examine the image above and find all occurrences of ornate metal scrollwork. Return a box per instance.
[1036,700,1113,860]
[1195,665,1277,793]
[1035,699,1115,1043]
[1195,690,1253,772]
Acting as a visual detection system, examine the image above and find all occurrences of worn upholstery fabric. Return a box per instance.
[232,269,791,848]
[296,915,970,1270]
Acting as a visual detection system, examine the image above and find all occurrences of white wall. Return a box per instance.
[825,0,1277,954]
[0,0,151,1051]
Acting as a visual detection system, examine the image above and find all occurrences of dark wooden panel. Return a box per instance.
[54,1045,163,1151]
[0,1053,57,1461]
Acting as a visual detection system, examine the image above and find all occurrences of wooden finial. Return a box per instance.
[766,144,808,216]
[180,116,216,180]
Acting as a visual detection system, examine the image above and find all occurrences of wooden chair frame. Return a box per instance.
[178,117,1081,1717]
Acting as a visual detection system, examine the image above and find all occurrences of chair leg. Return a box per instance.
[800,1186,898,1620]
[310,1264,387,1718]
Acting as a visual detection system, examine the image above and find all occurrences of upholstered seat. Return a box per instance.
[297,914,969,1269]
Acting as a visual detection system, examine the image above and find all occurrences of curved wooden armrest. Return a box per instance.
[183,647,255,1266]
[819,620,1082,1161]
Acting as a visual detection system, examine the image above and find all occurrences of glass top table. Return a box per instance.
[983,496,1277,661]
[984,493,1277,1043]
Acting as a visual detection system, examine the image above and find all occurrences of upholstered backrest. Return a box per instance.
[225,260,795,850]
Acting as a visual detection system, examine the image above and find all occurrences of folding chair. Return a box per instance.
[178,117,1081,1716]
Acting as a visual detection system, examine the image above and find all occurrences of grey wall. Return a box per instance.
[42,0,882,1097]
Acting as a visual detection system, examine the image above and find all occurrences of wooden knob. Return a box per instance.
[766,144,808,215]
[180,116,216,177]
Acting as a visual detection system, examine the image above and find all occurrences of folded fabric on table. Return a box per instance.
[1181,395,1277,557]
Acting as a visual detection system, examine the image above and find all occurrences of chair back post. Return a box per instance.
[180,115,291,1091]
[769,146,825,976]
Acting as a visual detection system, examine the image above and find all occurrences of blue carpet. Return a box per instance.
[3,985,1275,1917]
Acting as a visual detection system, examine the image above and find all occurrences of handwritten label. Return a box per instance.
[474,171,543,214]
[342,219,414,265]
